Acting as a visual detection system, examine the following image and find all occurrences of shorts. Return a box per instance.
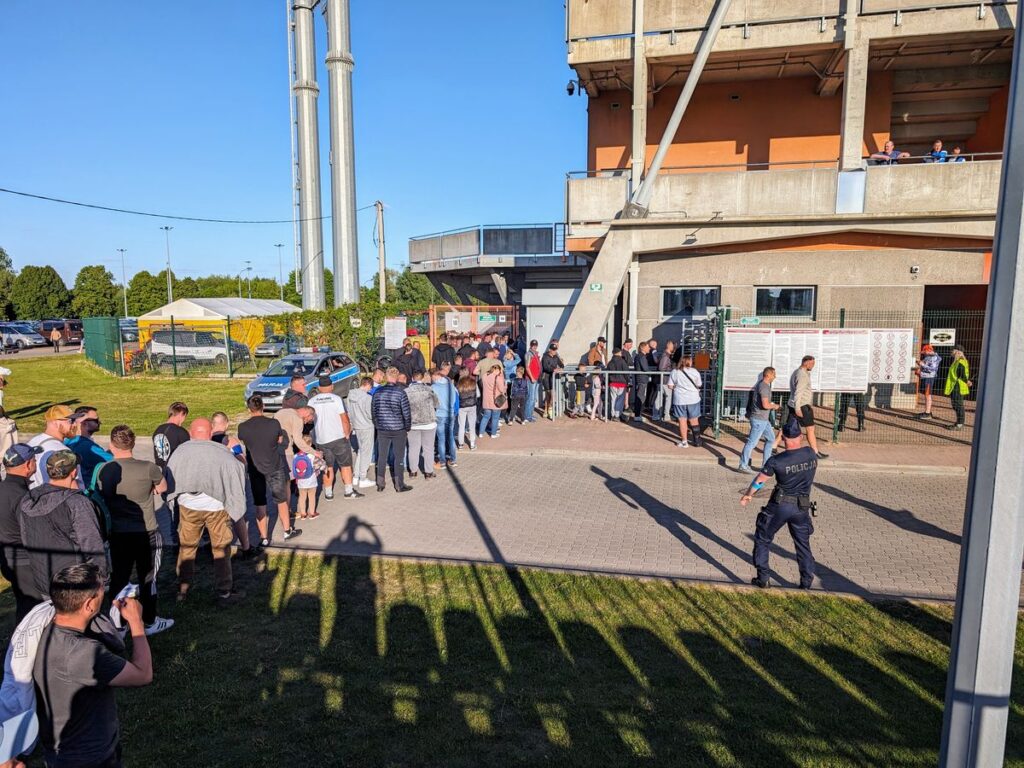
[250,459,290,506]
[319,438,353,469]
[672,402,701,420]
[791,404,815,427]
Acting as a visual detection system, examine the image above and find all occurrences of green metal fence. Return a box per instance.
[82,317,123,376]
[717,308,985,447]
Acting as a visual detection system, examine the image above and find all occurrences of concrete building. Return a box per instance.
[411,1,1012,359]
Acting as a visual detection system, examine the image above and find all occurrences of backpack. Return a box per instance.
[86,461,114,539]
[292,453,314,480]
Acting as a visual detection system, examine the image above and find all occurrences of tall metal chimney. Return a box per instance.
[324,0,361,305]
[291,0,326,310]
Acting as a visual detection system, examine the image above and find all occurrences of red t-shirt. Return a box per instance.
[527,355,540,380]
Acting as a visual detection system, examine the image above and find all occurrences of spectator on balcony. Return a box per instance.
[869,140,910,165]
[925,139,948,163]
[950,145,966,163]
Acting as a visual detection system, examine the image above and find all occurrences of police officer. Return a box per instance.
[740,416,817,589]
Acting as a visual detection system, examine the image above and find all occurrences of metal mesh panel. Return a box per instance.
[82,317,122,376]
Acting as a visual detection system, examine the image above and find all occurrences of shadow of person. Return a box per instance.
[747,534,866,595]
[816,483,961,546]
[590,465,745,583]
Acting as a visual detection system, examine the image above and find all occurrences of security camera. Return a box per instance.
[566,80,576,96]
[910,265,920,275]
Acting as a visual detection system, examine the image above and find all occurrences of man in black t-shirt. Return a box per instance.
[238,395,293,547]
[152,401,189,471]
[740,417,817,590]
[32,563,153,768]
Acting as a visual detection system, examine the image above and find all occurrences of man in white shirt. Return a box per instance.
[27,405,83,489]
[667,355,703,448]
[784,356,828,459]
[307,376,361,500]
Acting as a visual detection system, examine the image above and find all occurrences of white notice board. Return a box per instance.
[868,328,914,383]
[383,317,406,349]
[817,329,871,393]
[770,329,823,392]
[722,328,773,390]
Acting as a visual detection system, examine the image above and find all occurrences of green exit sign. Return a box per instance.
[589,282,603,293]
[739,317,760,326]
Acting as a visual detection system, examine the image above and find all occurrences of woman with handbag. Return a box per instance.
[480,364,507,439]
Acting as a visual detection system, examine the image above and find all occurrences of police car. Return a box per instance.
[244,351,360,410]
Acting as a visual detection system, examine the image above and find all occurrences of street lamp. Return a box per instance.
[159,226,174,303]
[274,244,285,301]
[244,260,252,299]
[116,248,128,317]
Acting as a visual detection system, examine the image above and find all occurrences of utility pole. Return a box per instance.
[940,3,1024,763]
[244,260,253,299]
[375,200,386,304]
[116,248,128,317]
[160,226,174,303]
[274,243,285,301]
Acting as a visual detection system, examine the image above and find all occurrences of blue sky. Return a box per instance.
[0,1,582,290]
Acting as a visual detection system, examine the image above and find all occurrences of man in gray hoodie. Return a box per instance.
[346,375,376,489]
[166,418,247,606]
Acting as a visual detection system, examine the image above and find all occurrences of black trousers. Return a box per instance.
[634,380,648,417]
[509,396,526,422]
[376,430,407,489]
[1,557,41,623]
[951,389,966,425]
[109,530,161,625]
[753,502,815,588]
[838,393,866,427]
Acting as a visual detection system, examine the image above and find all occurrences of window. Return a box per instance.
[661,287,720,319]
[755,287,815,317]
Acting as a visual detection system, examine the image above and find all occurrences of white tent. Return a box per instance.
[137,298,298,321]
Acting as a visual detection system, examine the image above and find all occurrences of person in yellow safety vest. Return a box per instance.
[944,345,972,431]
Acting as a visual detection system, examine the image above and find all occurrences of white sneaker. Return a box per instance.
[357,478,375,489]
[144,617,175,636]
[676,441,689,448]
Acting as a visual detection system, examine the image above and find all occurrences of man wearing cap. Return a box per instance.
[17,450,107,602]
[0,443,44,620]
[740,418,818,590]
[27,405,82,489]
[307,376,361,500]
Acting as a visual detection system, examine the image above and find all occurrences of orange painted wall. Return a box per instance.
[588,73,892,171]
[968,84,1009,154]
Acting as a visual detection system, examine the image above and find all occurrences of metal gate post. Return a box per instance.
[170,316,178,377]
[713,307,727,439]
[831,308,845,443]
[226,317,234,378]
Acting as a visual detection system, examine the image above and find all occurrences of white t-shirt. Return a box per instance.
[27,434,83,489]
[669,368,702,406]
[178,492,225,512]
[308,392,347,444]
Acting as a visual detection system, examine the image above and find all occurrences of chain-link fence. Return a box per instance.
[124,318,262,377]
[717,308,984,447]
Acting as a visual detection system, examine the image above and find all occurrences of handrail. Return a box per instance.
[409,223,563,241]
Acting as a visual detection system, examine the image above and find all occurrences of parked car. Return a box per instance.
[38,319,83,345]
[119,318,139,343]
[146,329,250,368]
[254,334,291,358]
[0,323,48,349]
[244,351,360,409]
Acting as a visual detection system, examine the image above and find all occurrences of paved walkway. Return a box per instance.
[279,449,971,602]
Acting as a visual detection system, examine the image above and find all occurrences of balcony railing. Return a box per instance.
[408,224,576,272]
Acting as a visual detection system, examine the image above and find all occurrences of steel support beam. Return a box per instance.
[940,4,1024,763]
[292,0,326,310]
[625,0,732,216]
[324,0,361,306]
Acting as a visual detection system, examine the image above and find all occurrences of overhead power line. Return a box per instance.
[0,185,375,225]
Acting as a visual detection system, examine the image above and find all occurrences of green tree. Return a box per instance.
[0,270,15,320]
[71,265,119,318]
[0,246,12,273]
[284,268,332,308]
[11,265,71,320]
[127,270,166,316]
[394,268,441,307]
[175,276,200,299]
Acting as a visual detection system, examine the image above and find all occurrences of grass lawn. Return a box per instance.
[4,553,1022,767]
[1,356,246,433]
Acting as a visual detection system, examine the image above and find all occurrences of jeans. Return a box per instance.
[480,408,501,436]
[739,418,775,470]
[457,406,477,447]
[407,427,436,473]
[435,416,456,464]
[753,502,815,587]
[352,427,375,480]
[177,506,233,594]
[610,385,627,417]
[525,381,539,420]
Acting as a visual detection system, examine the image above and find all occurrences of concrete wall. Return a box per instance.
[863,161,1001,214]
[633,246,988,341]
[409,230,480,263]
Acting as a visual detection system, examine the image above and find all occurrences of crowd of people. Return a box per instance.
[868,137,969,165]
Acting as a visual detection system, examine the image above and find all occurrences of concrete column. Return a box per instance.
[839,41,869,170]
[630,0,647,194]
[626,258,640,342]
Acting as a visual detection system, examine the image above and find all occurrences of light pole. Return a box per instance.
[159,226,174,303]
[116,248,128,317]
[274,244,285,301]
[244,260,253,299]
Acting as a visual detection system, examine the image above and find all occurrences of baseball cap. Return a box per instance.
[782,417,802,440]
[318,375,333,388]
[2,443,43,468]
[44,404,76,422]
[46,450,79,480]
